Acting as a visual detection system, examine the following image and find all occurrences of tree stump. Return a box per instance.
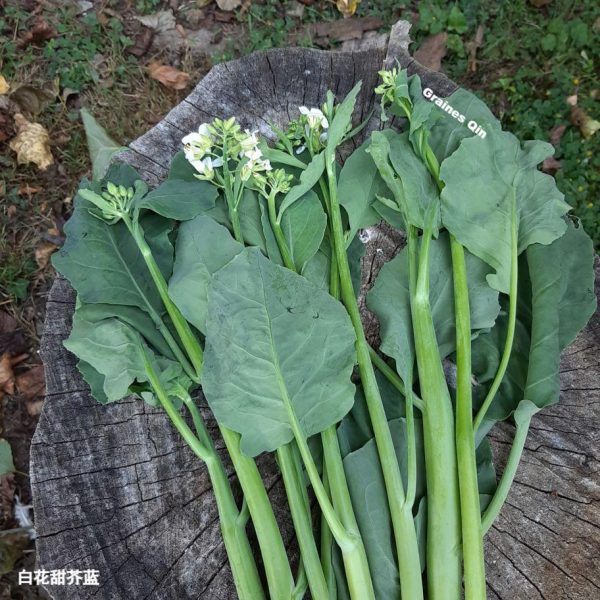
[31,22,600,600]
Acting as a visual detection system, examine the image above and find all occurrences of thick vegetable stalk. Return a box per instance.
[408,224,462,599]
[277,444,330,600]
[141,352,265,600]
[130,207,295,600]
[451,238,486,599]
[266,201,365,600]
[326,155,424,600]
[424,142,486,598]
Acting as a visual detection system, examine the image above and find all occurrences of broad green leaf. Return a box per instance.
[368,130,439,232]
[0,439,15,477]
[440,128,571,293]
[523,221,596,407]
[426,87,500,161]
[368,232,500,383]
[343,418,425,600]
[77,359,109,404]
[202,248,357,456]
[472,221,596,424]
[65,315,184,406]
[239,189,268,251]
[327,82,362,152]
[102,163,142,188]
[338,135,388,239]
[80,108,126,180]
[301,242,330,291]
[278,153,325,217]
[136,178,217,220]
[168,215,244,333]
[338,372,406,458]
[262,146,307,170]
[73,301,176,359]
[53,199,174,317]
[406,75,437,146]
[168,150,197,182]
[281,191,327,272]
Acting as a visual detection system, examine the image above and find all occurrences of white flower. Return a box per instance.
[299,106,329,129]
[239,129,260,154]
[182,123,213,160]
[240,157,272,182]
[190,156,223,179]
[244,147,263,161]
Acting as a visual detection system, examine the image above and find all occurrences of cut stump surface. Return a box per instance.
[31,22,600,600]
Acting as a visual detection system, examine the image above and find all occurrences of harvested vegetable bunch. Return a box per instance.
[54,67,596,600]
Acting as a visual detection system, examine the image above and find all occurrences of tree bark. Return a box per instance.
[31,21,600,599]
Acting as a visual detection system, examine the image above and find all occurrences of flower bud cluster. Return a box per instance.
[278,105,330,155]
[182,118,272,183]
[79,180,147,224]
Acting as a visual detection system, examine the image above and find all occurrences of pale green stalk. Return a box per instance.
[451,237,486,599]
[408,223,462,599]
[141,353,265,600]
[326,154,424,600]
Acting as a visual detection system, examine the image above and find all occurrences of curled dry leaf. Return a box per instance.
[148,61,191,90]
[570,106,600,139]
[9,114,54,170]
[0,353,15,397]
[16,365,45,401]
[336,0,361,17]
[216,0,242,10]
[35,241,58,269]
[134,10,177,32]
[549,124,567,146]
[17,17,56,49]
[541,156,561,174]
[0,75,9,95]
[414,32,448,72]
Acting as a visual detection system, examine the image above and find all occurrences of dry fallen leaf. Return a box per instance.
[0,75,9,95]
[9,113,54,170]
[549,124,567,146]
[336,0,361,17]
[414,32,448,72]
[216,0,242,10]
[18,17,56,48]
[10,85,56,115]
[148,61,191,90]
[16,365,45,400]
[542,156,561,174]
[0,353,15,397]
[570,106,600,139]
[17,183,43,196]
[134,10,177,32]
[35,241,58,269]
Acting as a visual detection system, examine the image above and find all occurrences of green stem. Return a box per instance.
[409,224,462,600]
[292,559,308,600]
[142,356,265,600]
[474,216,518,432]
[219,427,295,600]
[125,216,204,380]
[320,463,338,600]
[451,236,486,599]
[367,347,425,412]
[481,414,532,534]
[293,427,374,600]
[267,190,295,271]
[326,155,423,600]
[278,444,330,600]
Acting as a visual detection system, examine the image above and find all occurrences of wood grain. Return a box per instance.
[31,21,600,599]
